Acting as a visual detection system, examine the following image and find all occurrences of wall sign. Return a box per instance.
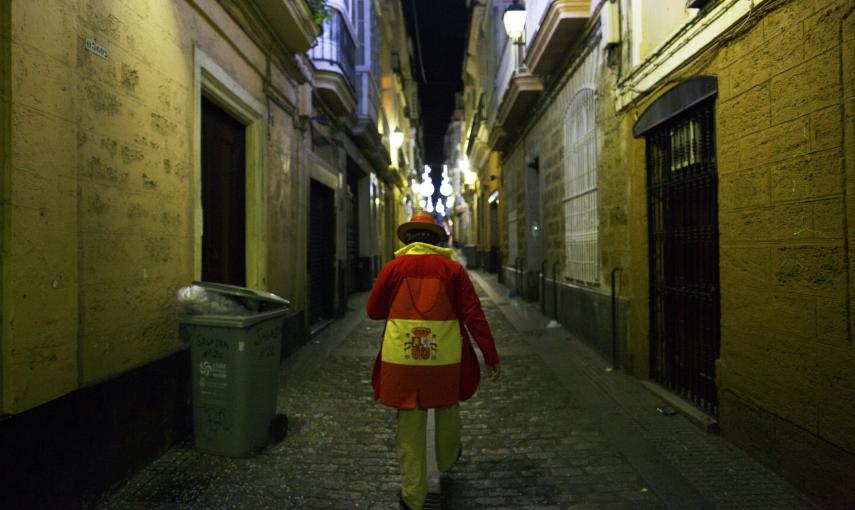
[85,38,109,59]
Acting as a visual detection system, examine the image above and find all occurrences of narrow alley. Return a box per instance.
[1,0,854,508]
[97,268,814,509]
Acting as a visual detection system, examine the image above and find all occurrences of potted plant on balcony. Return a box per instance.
[309,0,332,25]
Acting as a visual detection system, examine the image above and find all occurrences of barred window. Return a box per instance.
[563,88,598,284]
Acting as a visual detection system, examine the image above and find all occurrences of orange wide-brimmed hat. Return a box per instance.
[396,211,448,243]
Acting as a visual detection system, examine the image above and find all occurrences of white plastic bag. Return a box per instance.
[177,285,248,315]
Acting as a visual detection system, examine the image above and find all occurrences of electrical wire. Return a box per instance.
[410,0,429,83]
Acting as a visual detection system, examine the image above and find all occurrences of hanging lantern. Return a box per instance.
[503,0,526,41]
[390,127,404,148]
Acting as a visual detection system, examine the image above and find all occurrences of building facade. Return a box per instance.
[458,0,855,506]
[0,0,419,506]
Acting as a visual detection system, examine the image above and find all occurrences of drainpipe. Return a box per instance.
[540,260,547,315]
[610,267,623,369]
[552,261,559,320]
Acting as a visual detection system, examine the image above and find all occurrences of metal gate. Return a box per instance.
[646,99,720,415]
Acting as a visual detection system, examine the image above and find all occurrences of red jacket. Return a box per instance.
[367,243,499,409]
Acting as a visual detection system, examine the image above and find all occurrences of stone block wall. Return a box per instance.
[501,141,526,268]
[485,0,854,503]
[713,0,854,481]
[503,42,605,284]
[604,0,854,502]
[636,0,855,504]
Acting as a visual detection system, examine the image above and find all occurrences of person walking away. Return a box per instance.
[366,211,501,510]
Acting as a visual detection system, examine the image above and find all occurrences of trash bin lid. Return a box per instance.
[179,307,288,328]
[191,281,290,311]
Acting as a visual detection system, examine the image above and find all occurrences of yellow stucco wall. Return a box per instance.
[2,0,305,413]
[5,0,82,411]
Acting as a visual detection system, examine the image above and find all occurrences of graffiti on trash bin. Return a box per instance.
[255,324,281,359]
[197,336,229,361]
[197,336,229,350]
[201,348,225,361]
[199,406,233,432]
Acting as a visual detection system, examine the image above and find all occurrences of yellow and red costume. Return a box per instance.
[367,242,500,409]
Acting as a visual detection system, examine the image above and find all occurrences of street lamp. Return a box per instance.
[390,127,404,149]
[502,0,526,41]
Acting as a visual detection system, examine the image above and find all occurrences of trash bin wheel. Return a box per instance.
[270,413,289,442]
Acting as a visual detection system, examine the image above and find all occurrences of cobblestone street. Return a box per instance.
[98,270,817,509]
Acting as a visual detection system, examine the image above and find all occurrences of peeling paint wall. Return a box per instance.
[1,0,307,413]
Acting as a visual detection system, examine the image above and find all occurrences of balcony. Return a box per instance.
[525,0,591,76]
[488,40,543,151]
[309,12,357,117]
[251,0,321,54]
[356,70,380,125]
[348,69,391,170]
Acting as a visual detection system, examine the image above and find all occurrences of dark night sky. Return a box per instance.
[401,0,468,167]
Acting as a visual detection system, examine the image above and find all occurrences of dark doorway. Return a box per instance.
[201,96,246,286]
[646,99,721,416]
[489,201,499,273]
[345,175,358,295]
[308,179,336,326]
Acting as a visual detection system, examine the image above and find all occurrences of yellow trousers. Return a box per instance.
[396,404,461,510]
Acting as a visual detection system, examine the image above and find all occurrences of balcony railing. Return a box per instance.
[309,12,356,90]
[356,69,380,124]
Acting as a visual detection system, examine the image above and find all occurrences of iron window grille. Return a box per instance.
[562,88,599,285]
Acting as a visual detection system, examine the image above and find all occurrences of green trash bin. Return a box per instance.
[179,282,290,457]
